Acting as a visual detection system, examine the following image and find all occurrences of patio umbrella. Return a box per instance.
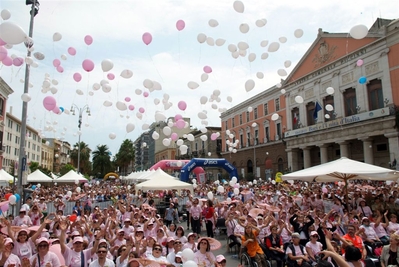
[249,208,265,218]
[282,157,399,209]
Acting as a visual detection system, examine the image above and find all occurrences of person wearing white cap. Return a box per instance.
[0,237,21,267]
[59,219,100,267]
[29,237,61,267]
[305,231,323,265]
[215,255,226,266]
[12,207,33,226]
[122,218,134,238]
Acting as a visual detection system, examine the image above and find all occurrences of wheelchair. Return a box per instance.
[240,247,272,267]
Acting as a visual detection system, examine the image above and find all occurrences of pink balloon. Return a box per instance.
[171,132,178,141]
[1,203,9,212]
[52,106,60,114]
[13,57,24,67]
[82,59,94,72]
[128,105,135,111]
[84,35,93,45]
[0,38,6,46]
[0,46,8,61]
[125,97,131,102]
[53,59,61,67]
[73,72,82,82]
[176,20,185,31]
[107,73,115,80]
[178,101,187,111]
[2,56,12,66]
[142,32,152,45]
[211,133,218,140]
[43,96,57,111]
[356,59,364,67]
[67,47,76,56]
[322,187,328,193]
[234,184,239,188]
[176,119,185,129]
[143,92,149,97]
[174,114,183,121]
[56,65,64,73]
[203,66,212,73]
[139,107,145,113]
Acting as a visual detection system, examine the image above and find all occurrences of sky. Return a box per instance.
[0,0,398,157]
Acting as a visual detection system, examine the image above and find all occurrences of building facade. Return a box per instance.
[282,19,399,171]
[44,138,71,173]
[0,78,14,170]
[2,108,42,174]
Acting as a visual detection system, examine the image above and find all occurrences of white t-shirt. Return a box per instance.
[0,253,21,267]
[286,244,307,256]
[13,240,34,259]
[29,252,61,267]
[88,258,115,267]
[115,256,127,267]
[193,251,216,267]
[62,247,93,267]
[305,241,323,256]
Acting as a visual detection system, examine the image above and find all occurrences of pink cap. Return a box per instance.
[216,255,226,262]
[36,237,49,245]
[310,231,319,237]
[73,237,84,244]
[4,238,13,246]
[167,237,175,242]
[135,227,144,232]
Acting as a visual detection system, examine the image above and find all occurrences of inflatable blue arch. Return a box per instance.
[180,158,238,182]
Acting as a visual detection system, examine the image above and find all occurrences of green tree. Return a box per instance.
[60,164,76,175]
[92,144,113,178]
[69,141,91,175]
[29,162,40,173]
[114,139,134,175]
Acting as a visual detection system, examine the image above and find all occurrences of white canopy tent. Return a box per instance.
[27,170,53,183]
[0,169,13,182]
[135,168,193,194]
[56,170,88,183]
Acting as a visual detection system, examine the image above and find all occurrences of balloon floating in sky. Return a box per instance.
[178,101,187,111]
[84,35,93,45]
[68,47,76,56]
[142,32,152,45]
[245,79,255,92]
[53,32,62,42]
[295,96,304,104]
[233,0,244,13]
[356,59,364,67]
[43,96,56,111]
[1,9,11,20]
[203,66,212,73]
[358,76,367,84]
[0,21,28,45]
[82,59,94,72]
[176,20,185,31]
[294,29,304,38]
[349,25,368,40]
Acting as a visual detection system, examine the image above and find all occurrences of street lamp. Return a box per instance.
[251,122,258,178]
[16,0,40,212]
[70,104,90,174]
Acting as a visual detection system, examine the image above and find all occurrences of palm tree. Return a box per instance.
[115,139,135,175]
[92,144,112,178]
[69,141,91,175]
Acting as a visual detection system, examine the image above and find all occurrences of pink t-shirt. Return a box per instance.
[13,240,33,259]
[371,222,388,238]
[0,253,21,267]
[305,241,323,255]
[13,215,33,226]
[388,222,399,234]
[29,252,61,267]
[193,251,216,267]
[30,213,42,226]
[62,247,92,267]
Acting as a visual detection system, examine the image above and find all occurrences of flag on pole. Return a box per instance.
[313,101,322,120]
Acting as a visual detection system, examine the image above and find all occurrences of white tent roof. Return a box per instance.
[135,168,193,193]
[27,170,53,182]
[0,169,13,181]
[282,157,399,183]
[56,170,88,183]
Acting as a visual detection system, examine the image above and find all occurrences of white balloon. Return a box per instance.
[227,96,233,102]
[248,107,253,112]
[228,44,237,52]
[33,52,45,60]
[234,188,239,195]
[200,135,208,141]
[276,83,282,88]
[103,100,112,107]
[277,69,287,77]
[239,23,250,34]
[325,104,334,111]
[120,69,133,79]
[206,37,214,46]
[231,51,239,59]
[102,84,112,93]
[101,59,114,72]
[349,24,368,40]
[201,73,209,82]
[135,89,142,95]
[152,131,160,140]
[260,40,269,47]
[109,133,116,140]
[75,89,83,95]
[326,87,335,95]
[208,19,219,27]
[261,53,269,60]
[163,126,172,136]
[256,18,267,27]
[187,134,194,141]
[188,81,199,89]
[207,191,214,200]
[284,60,292,68]
[92,83,100,90]
[239,49,247,57]
[0,21,28,45]
[61,54,67,60]
[116,101,127,111]
[53,32,62,42]
[295,96,304,104]
[268,42,280,52]
[200,96,208,105]
[233,0,244,13]
[154,98,160,105]
[325,114,330,119]
[143,79,154,89]
[215,38,225,46]
[248,53,256,62]
[256,72,264,79]
[152,81,162,90]
[271,113,279,121]
[126,123,135,133]
[25,56,33,65]
[1,9,11,20]
[21,93,31,102]
[294,29,304,38]
[142,123,150,130]
[245,79,255,92]
[279,37,287,43]
[237,41,249,50]
[197,33,207,43]
[280,89,286,94]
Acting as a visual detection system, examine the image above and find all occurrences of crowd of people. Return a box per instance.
[0,178,398,267]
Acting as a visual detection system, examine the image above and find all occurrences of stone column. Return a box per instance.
[360,137,374,164]
[286,148,299,171]
[338,141,349,158]
[319,144,329,164]
[302,147,311,169]
[385,132,399,163]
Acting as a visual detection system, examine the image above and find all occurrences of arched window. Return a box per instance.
[247,159,253,174]
[278,158,284,173]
